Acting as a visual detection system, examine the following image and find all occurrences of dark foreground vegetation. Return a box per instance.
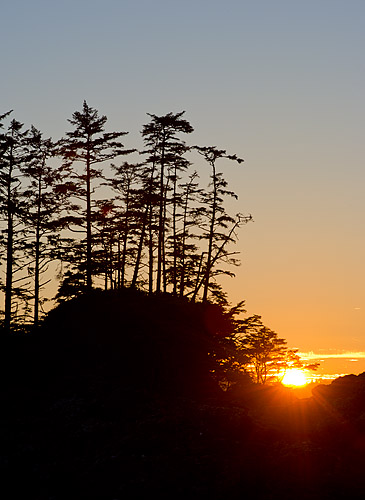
[2,290,365,499]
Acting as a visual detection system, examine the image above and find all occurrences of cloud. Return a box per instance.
[298,351,365,360]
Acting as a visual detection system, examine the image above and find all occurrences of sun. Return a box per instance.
[282,368,308,387]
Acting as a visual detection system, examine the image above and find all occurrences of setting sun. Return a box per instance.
[282,369,308,387]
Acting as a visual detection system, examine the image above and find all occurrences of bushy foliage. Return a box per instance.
[39,288,240,398]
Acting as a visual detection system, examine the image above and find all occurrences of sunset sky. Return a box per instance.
[2,1,365,374]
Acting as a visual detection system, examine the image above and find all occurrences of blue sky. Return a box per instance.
[2,0,365,359]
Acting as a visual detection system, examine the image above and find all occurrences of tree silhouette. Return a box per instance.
[107,161,144,289]
[165,142,192,294]
[191,146,251,303]
[240,316,287,384]
[0,115,30,331]
[125,155,161,291]
[0,106,253,322]
[59,101,134,291]
[232,314,319,384]
[21,127,66,326]
[175,171,203,297]
[141,112,193,292]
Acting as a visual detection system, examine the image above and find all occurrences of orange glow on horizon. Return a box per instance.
[282,369,308,387]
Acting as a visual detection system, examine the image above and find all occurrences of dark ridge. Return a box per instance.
[36,288,233,398]
[2,289,365,499]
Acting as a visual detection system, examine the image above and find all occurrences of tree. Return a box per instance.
[0,107,254,314]
[191,146,251,303]
[165,143,192,294]
[238,315,287,384]
[234,315,319,384]
[279,348,320,382]
[175,171,203,297]
[21,126,66,326]
[141,112,193,292]
[54,270,88,303]
[107,161,144,289]
[54,240,88,302]
[0,115,30,332]
[59,101,134,291]
[129,157,159,291]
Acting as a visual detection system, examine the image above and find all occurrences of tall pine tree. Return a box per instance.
[59,101,134,291]
[0,115,29,332]
[141,112,193,292]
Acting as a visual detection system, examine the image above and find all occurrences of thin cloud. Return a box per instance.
[298,351,365,360]
[307,373,347,382]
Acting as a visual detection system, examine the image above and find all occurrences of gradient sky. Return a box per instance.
[2,1,365,366]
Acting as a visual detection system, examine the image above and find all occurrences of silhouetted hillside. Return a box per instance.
[38,288,235,398]
[2,289,365,499]
[313,373,365,428]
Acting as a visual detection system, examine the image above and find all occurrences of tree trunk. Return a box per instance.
[120,186,131,288]
[162,175,169,293]
[131,164,155,289]
[148,202,154,295]
[131,205,147,288]
[117,237,121,289]
[172,167,178,295]
[156,140,165,293]
[33,173,42,327]
[4,206,13,333]
[4,144,14,333]
[86,139,92,291]
[202,162,217,302]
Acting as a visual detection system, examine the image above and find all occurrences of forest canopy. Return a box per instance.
[0,102,318,386]
[0,103,252,331]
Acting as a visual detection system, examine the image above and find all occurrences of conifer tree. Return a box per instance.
[130,159,158,291]
[171,171,202,297]
[108,161,144,288]
[166,143,192,294]
[0,115,29,332]
[141,112,193,292]
[192,146,251,302]
[21,126,65,326]
[59,101,134,290]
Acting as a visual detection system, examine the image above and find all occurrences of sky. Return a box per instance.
[2,0,365,373]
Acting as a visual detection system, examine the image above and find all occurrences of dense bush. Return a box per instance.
[37,288,235,398]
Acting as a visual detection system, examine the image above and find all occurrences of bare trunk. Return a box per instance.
[172,167,177,294]
[86,140,92,291]
[179,175,195,297]
[156,141,165,293]
[117,237,121,289]
[192,252,205,302]
[148,202,154,295]
[33,173,42,327]
[120,187,130,288]
[4,144,14,333]
[4,207,13,333]
[162,176,169,293]
[132,164,155,288]
[179,201,188,297]
[202,162,217,302]
[131,204,148,288]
